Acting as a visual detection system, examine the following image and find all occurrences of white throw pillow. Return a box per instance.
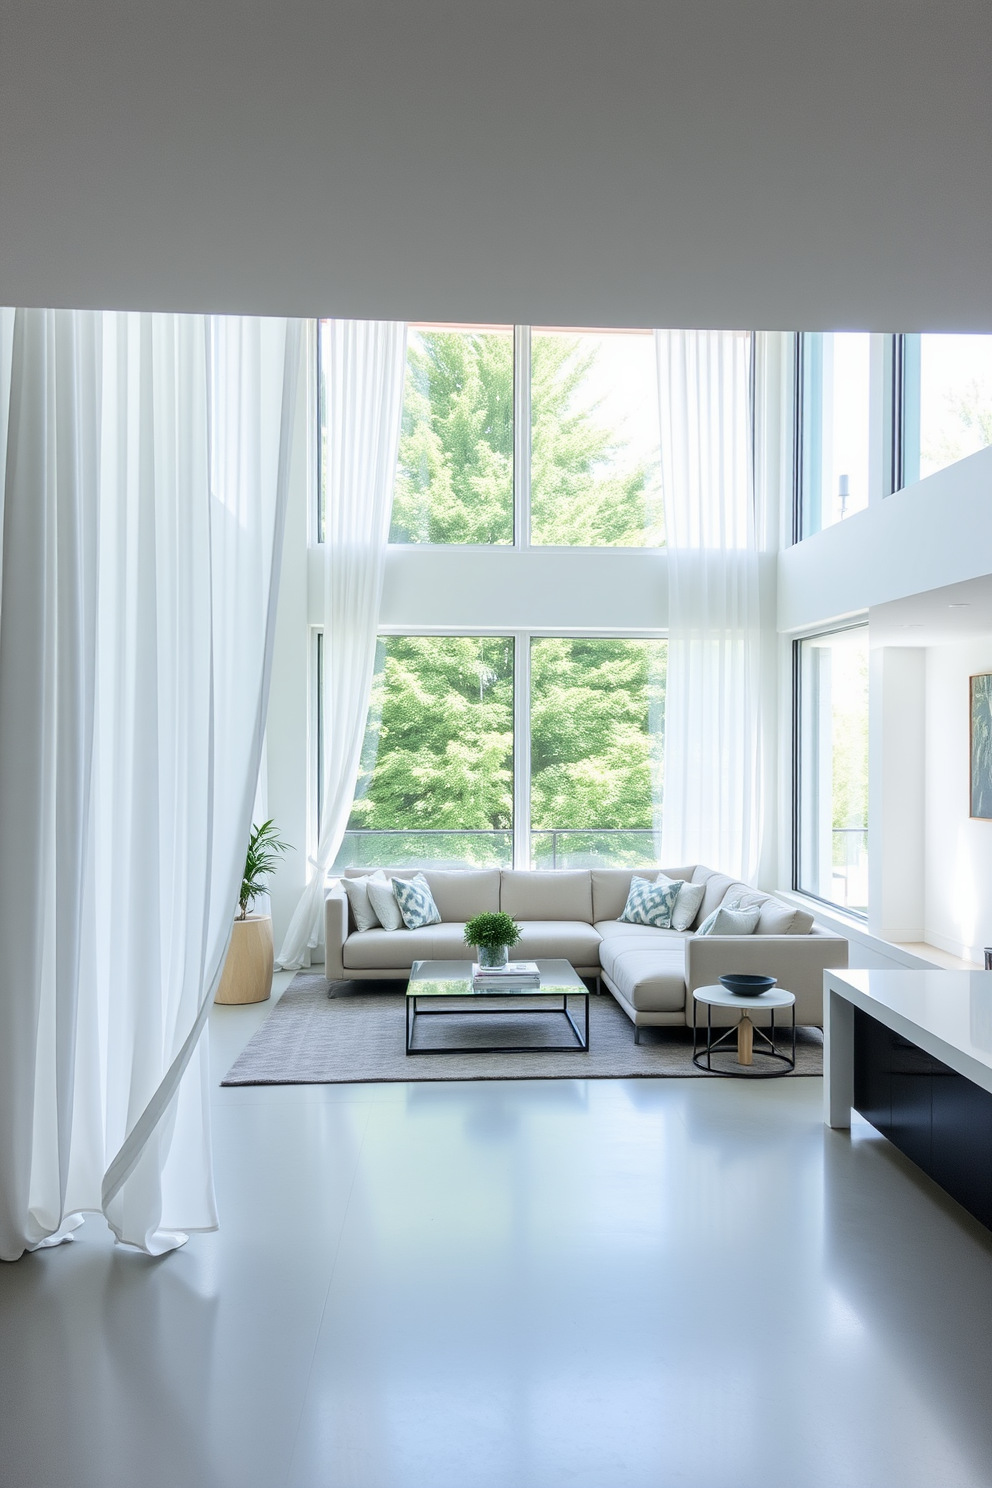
[342,874,382,934]
[656,872,706,932]
[696,903,761,936]
[756,901,815,935]
[367,871,405,931]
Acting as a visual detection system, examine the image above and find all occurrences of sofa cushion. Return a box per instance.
[511,920,602,965]
[421,868,500,921]
[755,901,815,935]
[600,935,687,1012]
[590,867,696,923]
[691,868,750,922]
[343,921,470,970]
[595,920,688,943]
[500,869,593,923]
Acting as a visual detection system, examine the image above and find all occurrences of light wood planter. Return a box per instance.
[215,915,274,1005]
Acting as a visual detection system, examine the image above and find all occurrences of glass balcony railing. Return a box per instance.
[331,828,660,873]
[530,829,658,868]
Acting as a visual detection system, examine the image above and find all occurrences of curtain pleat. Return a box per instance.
[277,319,406,970]
[656,329,762,882]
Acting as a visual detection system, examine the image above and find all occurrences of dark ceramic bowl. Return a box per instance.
[720,973,777,997]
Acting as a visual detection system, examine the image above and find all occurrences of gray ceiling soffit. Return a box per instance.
[1,0,991,329]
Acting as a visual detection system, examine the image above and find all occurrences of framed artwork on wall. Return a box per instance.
[970,674,992,819]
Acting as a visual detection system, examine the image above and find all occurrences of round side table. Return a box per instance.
[692,984,796,1076]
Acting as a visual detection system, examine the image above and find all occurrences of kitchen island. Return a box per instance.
[825,968,992,1229]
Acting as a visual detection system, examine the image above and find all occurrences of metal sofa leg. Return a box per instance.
[634,1026,643,1045]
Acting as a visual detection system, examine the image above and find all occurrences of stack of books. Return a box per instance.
[471,960,541,991]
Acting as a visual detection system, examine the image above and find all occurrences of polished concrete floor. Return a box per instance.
[3,976,992,1488]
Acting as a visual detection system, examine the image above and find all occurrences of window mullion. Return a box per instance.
[514,326,531,549]
[513,631,531,867]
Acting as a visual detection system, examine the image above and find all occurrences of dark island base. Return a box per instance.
[854,1007,992,1231]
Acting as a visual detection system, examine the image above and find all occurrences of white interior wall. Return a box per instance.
[925,640,992,964]
[779,444,992,634]
[358,547,667,634]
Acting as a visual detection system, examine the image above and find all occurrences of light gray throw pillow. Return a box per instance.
[696,902,761,936]
[366,871,405,931]
[342,874,382,934]
[656,872,706,932]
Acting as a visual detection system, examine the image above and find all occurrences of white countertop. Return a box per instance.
[825,968,992,1099]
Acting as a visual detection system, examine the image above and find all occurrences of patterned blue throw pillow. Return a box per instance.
[391,873,442,930]
[620,875,682,929]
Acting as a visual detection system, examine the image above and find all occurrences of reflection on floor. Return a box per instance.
[2,972,992,1488]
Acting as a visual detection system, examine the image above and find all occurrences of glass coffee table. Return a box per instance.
[406,959,590,1055]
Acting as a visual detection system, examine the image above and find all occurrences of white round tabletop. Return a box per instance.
[693,983,795,1010]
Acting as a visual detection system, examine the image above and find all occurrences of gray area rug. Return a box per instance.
[221,973,824,1084]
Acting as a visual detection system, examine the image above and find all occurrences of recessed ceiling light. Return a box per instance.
[949,602,971,608]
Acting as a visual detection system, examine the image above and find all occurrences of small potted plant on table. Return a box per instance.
[215,820,291,1005]
[463,911,522,969]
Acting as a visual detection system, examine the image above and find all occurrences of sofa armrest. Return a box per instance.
[686,933,848,1026]
[324,884,349,982]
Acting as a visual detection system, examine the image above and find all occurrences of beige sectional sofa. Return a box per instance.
[324,864,848,1035]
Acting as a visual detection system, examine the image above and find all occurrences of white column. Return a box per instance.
[868,645,925,941]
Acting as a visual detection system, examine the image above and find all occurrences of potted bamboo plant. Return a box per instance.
[215,820,291,1005]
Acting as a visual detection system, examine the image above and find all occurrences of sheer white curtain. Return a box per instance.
[655,329,762,882]
[0,309,301,1261]
[278,319,406,970]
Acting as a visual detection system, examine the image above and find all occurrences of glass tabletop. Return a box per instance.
[407,959,588,998]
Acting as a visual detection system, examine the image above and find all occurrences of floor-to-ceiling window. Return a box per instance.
[317,320,669,871]
[795,626,869,914]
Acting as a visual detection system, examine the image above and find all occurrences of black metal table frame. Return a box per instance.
[406,989,590,1055]
[692,998,796,1077]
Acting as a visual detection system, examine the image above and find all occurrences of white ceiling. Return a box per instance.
[2,1,991,328]
[870,576,992,648]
